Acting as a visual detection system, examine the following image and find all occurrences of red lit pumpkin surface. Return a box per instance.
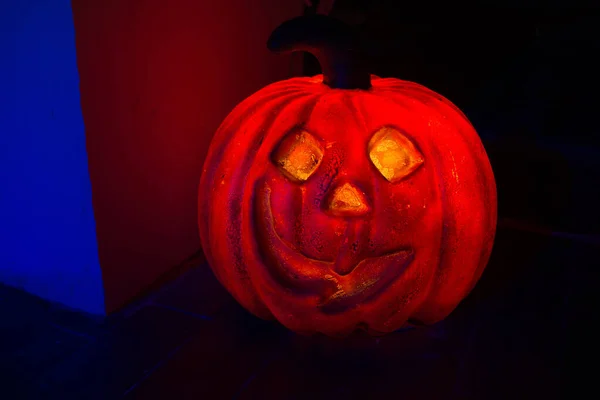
[198,16,497,336]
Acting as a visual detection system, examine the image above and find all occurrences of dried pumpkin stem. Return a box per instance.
[267,15,371,90]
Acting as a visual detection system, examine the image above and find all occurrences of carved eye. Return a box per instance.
[272,130,324,182]
[368,127,424,183]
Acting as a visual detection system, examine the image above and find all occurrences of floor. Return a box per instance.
[0,221,593,400]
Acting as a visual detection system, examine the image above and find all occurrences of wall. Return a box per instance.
[0,0,105,314]
[71,0,303,313]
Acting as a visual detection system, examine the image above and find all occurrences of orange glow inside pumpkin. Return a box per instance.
[327,182,369,216]
[368,127,424,183]
[272,130,324,182]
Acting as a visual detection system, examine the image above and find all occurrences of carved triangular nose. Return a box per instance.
[326,182,370,217]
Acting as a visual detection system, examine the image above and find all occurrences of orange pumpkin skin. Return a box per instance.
[198,74,497,336]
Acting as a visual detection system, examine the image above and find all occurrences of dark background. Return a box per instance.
[306,1,600,235]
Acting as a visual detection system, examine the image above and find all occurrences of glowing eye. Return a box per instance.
[368,127,424,183]
[272,130,324,182]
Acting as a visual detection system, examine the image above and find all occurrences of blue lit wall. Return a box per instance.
[0,0,105,314]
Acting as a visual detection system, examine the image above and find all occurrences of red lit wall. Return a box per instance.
[72,0,303,313]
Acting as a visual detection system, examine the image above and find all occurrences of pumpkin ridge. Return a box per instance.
[381,82,474,123]
[238,94,325,314]
[407,91,497,302]
[352,90,446,326]
[383,89,496,320]
[202,93,316,318]
[200,89,310,246]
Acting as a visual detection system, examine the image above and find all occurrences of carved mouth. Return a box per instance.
[255,183,415,313]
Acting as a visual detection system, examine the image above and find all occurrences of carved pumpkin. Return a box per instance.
[198,16,497,336]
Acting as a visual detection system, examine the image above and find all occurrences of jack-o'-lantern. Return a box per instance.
[198,16,497,336]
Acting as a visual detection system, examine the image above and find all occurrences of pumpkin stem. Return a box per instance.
[267,15,371,90]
